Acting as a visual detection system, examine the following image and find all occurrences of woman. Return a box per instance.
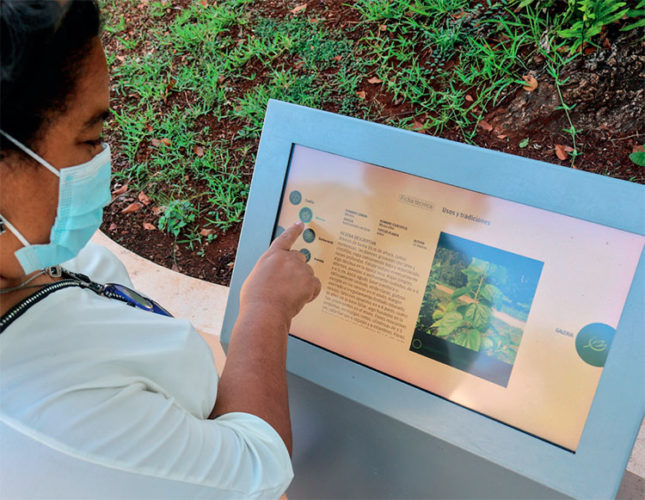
[0,1,320,497]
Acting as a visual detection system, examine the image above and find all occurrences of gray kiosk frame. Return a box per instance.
[221,100,644,499]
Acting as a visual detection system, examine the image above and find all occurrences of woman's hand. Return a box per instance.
[239,222,321,328]
[211,223,321,453]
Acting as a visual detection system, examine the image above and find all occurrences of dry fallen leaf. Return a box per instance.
[138,191,152,206]
[291,3,307,14]
[151,138,161,147]
[632,144,644,153]
[121,202,143,214]
[200,228,215,237]
[200,0,208,6]
[367,76,383,84]
[412,120,425,132]
[379,24,387,31]
[143,222,156,230]
[161,137,172,146]
[465,94,474,102]
[522,75,538,92]
[112,184,128,196]
[193,145,204,157]
[555,144,568,161]
[146,124,153,132]
[108,223,117,232]
[151,206,165,216]
[478,120,493,132]
[356,90,366,99]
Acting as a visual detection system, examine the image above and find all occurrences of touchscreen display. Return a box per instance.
[274,144,644,451]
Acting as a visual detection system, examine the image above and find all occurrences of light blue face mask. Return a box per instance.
[0,130,112,274]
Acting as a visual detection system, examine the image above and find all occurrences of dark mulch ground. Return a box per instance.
[100,1,644,287]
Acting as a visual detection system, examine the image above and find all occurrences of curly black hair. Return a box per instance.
[0,0,101,155]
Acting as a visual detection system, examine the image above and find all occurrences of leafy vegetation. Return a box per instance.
[415,238,540,366]
[100,0,644,253]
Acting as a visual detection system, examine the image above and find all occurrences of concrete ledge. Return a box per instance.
[91,231,228,374]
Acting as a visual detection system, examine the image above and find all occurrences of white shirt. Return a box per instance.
[0,243,293,499]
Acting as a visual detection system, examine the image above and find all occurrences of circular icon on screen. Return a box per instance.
[299,248,311,262]
[274,225,285,238]
[575,323,615,367]
[289,190,302,205]
[411,339,423,350]
[299,207,313,223]
[302,228,316,243]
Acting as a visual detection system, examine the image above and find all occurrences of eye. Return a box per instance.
[85,137,103,147]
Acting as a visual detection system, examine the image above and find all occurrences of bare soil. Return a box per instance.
[100,1,645,287]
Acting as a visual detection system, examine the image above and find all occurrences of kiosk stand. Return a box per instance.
[222,100,644,499]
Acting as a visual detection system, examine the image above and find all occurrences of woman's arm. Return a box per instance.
[210,222,321,454]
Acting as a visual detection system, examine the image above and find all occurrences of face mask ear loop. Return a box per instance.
[0,130,60,177]
[0,215,31,248]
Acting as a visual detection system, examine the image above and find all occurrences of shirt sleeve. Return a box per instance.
[23,388,292,498]
[0,288,293,498]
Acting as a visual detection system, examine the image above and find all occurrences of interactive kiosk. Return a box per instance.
[221,100,644,498]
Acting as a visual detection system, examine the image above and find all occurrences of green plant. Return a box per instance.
[558,0,629,51]
[158,200,196,237]
[429,258,503,352]
[517,4,583,165]
[515,0,644,51]
[630,145,645,166]
[621,1,645,31]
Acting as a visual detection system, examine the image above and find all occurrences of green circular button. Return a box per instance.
[303,228,316,243]
[289,190,302,205]
[299,248,311,262]
[274,225,285,238]
[299,207,313,223]
[575,323,615,367]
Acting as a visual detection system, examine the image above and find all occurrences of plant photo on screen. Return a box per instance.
[410,233,543,386]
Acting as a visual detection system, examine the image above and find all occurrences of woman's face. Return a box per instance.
[0,36,110,280]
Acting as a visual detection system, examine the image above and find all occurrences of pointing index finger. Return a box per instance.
[270,222,305,251]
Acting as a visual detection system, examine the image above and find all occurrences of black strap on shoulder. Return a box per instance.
[0,281,81,334]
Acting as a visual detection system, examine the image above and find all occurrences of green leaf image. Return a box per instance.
[432,310,445,321]
[479,284,502,305]
[464,303,490,331]
[450,286,470,300]
[482,336,495,350]
[432,311,464,337]
[464,329,481,351]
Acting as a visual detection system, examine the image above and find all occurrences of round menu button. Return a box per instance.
[299,248,311,262]
[289,190,302,205]
[575,323,615,367]
[299,207,313,223]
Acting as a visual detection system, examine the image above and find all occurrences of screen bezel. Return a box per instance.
[221,99,644,498]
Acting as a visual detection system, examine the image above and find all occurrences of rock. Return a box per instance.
[488,30,644,137]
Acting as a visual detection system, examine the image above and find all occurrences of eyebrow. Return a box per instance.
[82,109,110,130]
